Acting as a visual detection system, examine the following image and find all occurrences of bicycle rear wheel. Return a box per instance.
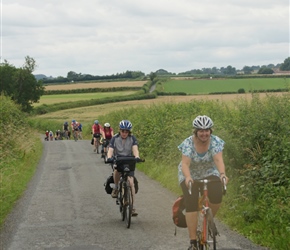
[124,184,132,228]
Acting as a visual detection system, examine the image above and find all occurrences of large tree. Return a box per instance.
[279,57,290,71]
[0,56,44,112]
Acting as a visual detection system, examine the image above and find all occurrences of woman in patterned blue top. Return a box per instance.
[178,115,229,250]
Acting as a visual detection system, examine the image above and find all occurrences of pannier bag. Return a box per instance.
[172,195,187,228]
[104,175,114,194]
[104,174,139,195]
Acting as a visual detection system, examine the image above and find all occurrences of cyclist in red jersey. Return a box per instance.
[92,120,103,153]
[45,130,49,141]
[101,122,114,158]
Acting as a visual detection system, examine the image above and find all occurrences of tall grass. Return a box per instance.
[0,96,42,226]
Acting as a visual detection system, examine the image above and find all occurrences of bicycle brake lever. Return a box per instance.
[222,177,227,195]
[188,181,192,195]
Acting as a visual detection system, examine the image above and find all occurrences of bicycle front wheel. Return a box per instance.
[73,131,78,141]
[205,208,217,250]
[124,183,133,228]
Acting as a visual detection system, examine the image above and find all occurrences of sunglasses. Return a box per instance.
[120,130,129,133]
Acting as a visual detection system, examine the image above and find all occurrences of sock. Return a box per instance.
[190,239,197,247]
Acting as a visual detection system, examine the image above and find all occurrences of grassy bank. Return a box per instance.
[0,96,42,226]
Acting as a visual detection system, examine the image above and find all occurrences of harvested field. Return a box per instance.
[44,81,147,90]
[37,92,287,123]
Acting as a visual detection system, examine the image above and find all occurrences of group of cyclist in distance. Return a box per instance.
[48,115,229,249]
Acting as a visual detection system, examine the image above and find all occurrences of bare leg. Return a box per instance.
[209,203,221,217]
[113,170,120,188]
[185,211,198,240]
[128,176,135,204]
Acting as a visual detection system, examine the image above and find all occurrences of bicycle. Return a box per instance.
[63,130,69,140]
[73,129,78,141]
[106,156,145,228]
[188,177,226,250]
[101,138,110,162]
[93,133,101,153]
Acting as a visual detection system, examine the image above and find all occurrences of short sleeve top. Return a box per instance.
[109,134,138,156]
[177,135,225,184]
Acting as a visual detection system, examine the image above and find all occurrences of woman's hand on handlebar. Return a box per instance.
[185,176,193,188]
[220,174,229,185]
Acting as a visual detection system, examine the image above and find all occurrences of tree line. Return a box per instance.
[41,70,146,84]
[158,57,290,76]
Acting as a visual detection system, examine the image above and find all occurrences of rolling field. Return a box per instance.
[37,92,286,124]
[33,91,136,106]
[44,80,147,90]
[164,78,289,94]
[36,78,288,123]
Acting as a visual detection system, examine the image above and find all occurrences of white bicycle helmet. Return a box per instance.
[193,115,214,129]
[104,122,110,128]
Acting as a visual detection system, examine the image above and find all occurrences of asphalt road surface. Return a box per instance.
[0,138,269,250]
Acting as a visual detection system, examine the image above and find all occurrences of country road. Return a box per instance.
[0,138,269,250]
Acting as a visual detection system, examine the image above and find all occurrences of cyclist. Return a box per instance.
[100,122,114,158]
[92,120,103,153]
[71,119,79,140]
[45,130,49,141]
[177,115,229,250]
[63,121,69,139]
[107,119,140,216]
[55,130,61,140]
[49,130,54,141]
[78,123,83,139]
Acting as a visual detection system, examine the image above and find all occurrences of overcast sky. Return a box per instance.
[1,0,289,77]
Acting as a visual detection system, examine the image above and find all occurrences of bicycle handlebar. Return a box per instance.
[187,177,227,195]
[105,156,145,164]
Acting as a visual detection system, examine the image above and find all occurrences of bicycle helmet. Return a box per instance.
[119,120,132,131]
[94,120,99,125]
[193,115,214,129]
[104,122,110,128]
[72,119,76,123]
[64,121,68,125]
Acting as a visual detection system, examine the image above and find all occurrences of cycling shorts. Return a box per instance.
[93,133,101,138]
[181,175,223,212]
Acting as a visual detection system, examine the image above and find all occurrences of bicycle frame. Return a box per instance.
[189,178,226,250]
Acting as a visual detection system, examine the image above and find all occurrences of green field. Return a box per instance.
[164,78,289,94]
[34,91,135,106]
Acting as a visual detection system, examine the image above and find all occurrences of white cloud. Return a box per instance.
[1,0,289,77]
